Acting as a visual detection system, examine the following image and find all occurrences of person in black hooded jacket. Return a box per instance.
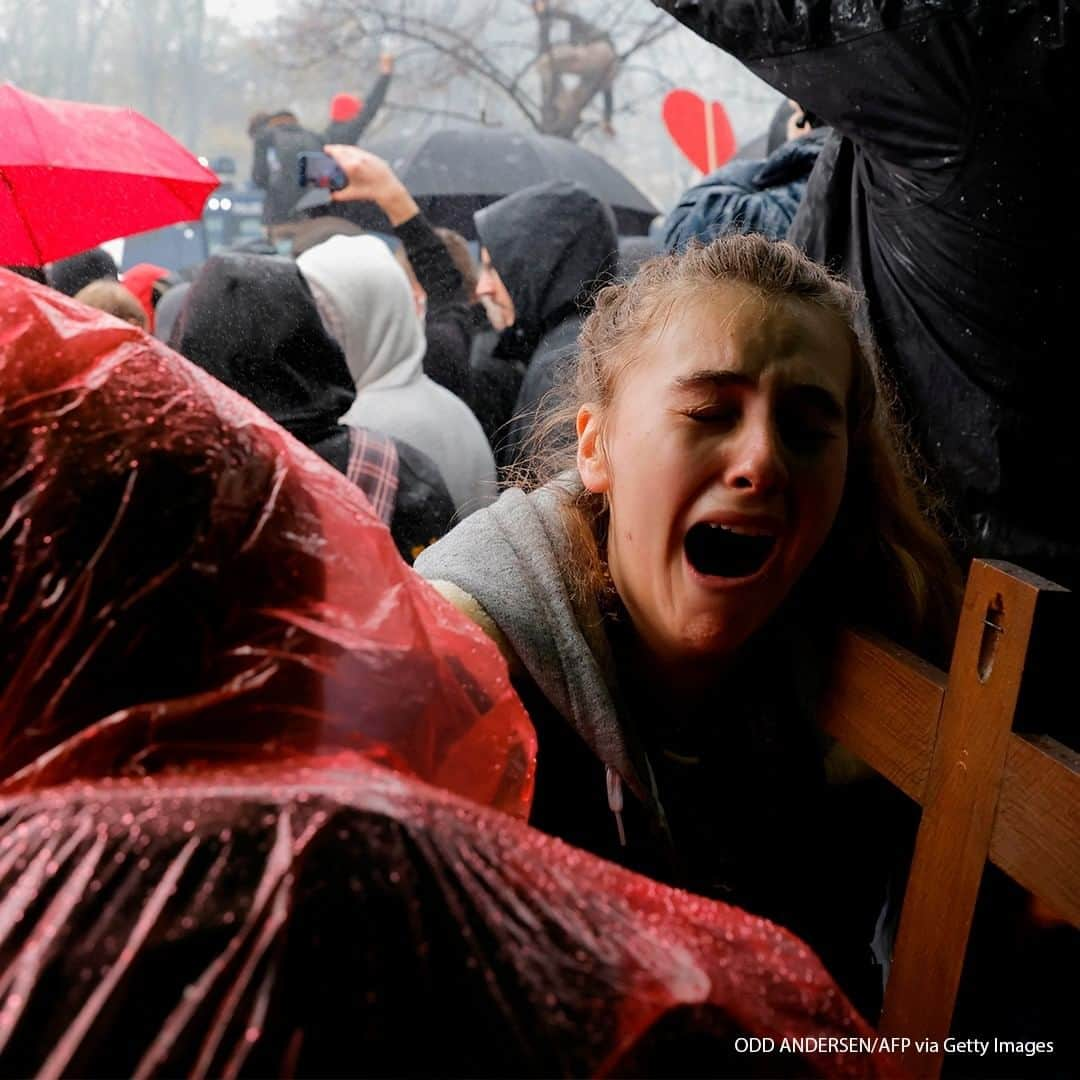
[651,0,1079,591]
[473,179,618,469]
[170,253,454,563]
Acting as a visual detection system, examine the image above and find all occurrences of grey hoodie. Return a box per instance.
[414,482,657,819]
[414,478,841,839]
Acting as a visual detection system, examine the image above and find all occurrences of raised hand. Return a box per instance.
[324,145,419,226]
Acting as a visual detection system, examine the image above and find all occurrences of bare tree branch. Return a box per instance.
[264,0,684,142]
[383,100,504,127]
[616,12,676,62]
[351,2,542,127]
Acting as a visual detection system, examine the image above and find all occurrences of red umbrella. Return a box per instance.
[0,83,218,266]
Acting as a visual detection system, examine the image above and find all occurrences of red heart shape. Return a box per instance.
[662,89,736,174]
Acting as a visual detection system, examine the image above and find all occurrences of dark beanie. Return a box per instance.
[48,248,120,297]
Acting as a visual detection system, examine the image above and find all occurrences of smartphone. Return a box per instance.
[298,151,348,191]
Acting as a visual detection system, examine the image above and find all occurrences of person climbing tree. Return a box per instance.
[535,1,618,138]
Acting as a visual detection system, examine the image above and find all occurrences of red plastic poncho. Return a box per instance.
[0,269,536,812]
[0,272,897,1078]
[0,762,899,1078]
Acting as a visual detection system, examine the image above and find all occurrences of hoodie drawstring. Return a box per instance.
[605,765,626,847]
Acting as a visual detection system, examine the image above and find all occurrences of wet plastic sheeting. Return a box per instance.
[0,761,894,1078]
[0,269,535,813]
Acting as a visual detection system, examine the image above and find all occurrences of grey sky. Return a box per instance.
[207,0,279,26]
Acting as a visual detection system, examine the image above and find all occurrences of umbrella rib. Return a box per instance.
[0,168,45,267]
[5,85,50,266]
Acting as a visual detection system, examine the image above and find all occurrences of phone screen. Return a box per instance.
[298,152,347,191]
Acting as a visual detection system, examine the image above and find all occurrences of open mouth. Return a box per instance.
[684,522,777,580]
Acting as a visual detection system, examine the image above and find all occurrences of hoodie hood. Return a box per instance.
[474,181,618,347]
[174,252,354,452]
[297,236,496,514]
[415,482,655,807]
[121,262,169,330]
[297,234,427,394]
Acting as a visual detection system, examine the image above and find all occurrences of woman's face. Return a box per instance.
[577,282,853,672]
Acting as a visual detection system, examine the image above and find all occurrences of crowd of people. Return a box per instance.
[1,0,1076,1075]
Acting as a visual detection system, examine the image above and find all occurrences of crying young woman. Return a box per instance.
[415,233,961,1013]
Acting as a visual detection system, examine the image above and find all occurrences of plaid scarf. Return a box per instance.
[346,428,400,524]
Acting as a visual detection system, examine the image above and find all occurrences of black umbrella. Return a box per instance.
[320,126,659,239]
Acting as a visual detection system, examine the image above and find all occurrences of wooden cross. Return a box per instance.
[820,559,1077,1078]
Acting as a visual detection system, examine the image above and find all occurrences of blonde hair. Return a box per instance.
[517,234,961,661]
[74,280,147,329]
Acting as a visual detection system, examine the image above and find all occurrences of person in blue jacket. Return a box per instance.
[663,101,826,250]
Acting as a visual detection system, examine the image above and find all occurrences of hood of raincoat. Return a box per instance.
[173,252,355,456]
[121,262,170,330]
[0,268,533,812]
[474,180,618,352]
[296,233,426,394]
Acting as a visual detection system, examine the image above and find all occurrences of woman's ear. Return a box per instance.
[576,403,610,494]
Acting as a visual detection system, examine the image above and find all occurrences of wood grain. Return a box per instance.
[820,629,945,802]
[814,560,1074,1079]
[991,734,1080,927]
[877,563,1049,1077]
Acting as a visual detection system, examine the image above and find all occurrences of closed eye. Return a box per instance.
[779,415,840,453]
[683,407,740,428]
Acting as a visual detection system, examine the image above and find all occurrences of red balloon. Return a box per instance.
[662,89,737,174]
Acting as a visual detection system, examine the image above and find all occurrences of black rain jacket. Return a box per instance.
[474,180,618,469]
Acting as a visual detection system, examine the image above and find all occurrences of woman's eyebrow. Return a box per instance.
[671,369,749,393]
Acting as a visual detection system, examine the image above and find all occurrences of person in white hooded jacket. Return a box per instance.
[297,234,496,516]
